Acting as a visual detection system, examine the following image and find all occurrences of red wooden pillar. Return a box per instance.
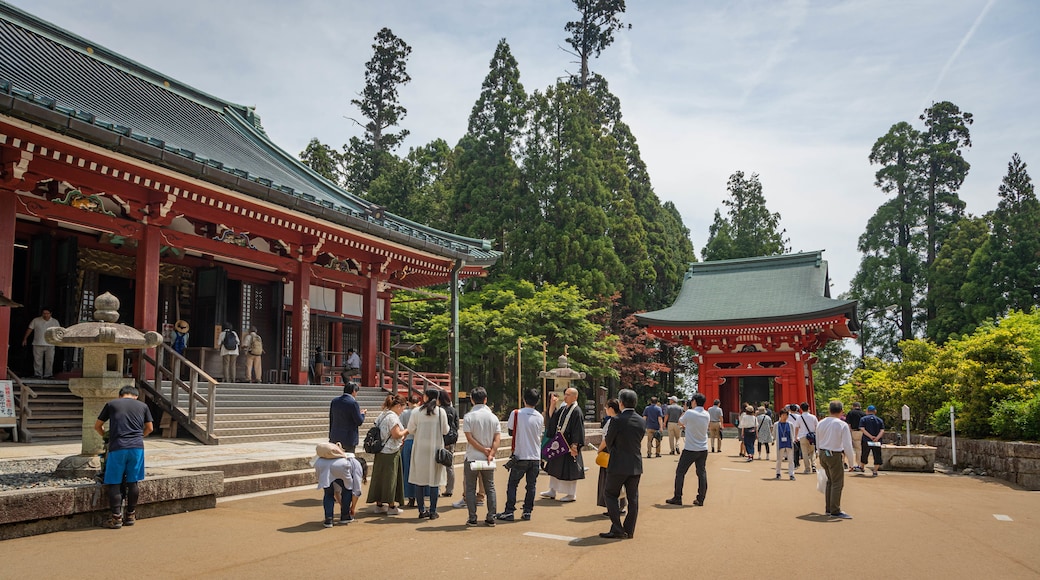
[290,263,310,385]
[361,276,379,388]
[0,192,15,374]
[134,224,161,380]
[381,293,392,355]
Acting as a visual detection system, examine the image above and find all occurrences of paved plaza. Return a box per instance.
[2,443,1039,579]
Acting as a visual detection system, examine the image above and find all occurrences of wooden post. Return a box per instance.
[291,263,310,385]
[0,192,15,374]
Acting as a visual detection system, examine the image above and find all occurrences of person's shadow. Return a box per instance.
[796,512,843,523]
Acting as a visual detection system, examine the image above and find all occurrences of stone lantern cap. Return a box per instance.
[44,291,163,348]
[538,354,586,381]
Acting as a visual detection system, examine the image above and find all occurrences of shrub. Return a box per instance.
[989,396,1040,441]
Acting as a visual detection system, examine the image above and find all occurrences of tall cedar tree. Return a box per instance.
[701,171,789,261]
[919,102,972,327]
[452,39,528,265]
[343,27,412,197]
[564,0,630,89]
[368,139,455,231]
[987,153,1040,314]
[299,138,342,185]
[852,121,926,354]
[929,216,990,344]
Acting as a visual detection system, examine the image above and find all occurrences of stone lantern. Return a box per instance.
[538,354,586,400]
[45,292,163,477]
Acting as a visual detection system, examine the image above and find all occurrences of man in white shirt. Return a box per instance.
[815,401,856,519]
[666,393,711,506]
[22,308,60,378]
[496,388,544,522]
[707,399,724,453]
[794,402,819,474]
[344,348,361,382]
[462,387,500,527]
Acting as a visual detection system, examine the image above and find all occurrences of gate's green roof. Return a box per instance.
[0,2,499,265]
[636,251,858,328]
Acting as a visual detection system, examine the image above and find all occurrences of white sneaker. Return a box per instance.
[557,495,576,503]
[374,504,389,513]
[539,490,556,499]
[387,507,402,515]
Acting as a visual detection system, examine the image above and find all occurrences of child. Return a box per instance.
[773,408,796,480]
[313,442,366,528]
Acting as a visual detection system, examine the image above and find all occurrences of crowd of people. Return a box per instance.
[308,386,888,537]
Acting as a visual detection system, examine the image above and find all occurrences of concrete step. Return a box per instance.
[220,468,317,497]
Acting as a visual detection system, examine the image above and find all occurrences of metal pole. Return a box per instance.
[450,259,463,407]
[542,342,548,416]
[950,405,957,466]
[517,338,522,409]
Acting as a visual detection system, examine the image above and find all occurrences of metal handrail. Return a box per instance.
[134,344,219,444]
[5,368,36,443]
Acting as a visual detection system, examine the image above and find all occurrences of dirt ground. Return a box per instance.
[3,447,1038,579]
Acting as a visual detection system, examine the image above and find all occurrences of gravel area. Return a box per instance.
[0,458,97,491]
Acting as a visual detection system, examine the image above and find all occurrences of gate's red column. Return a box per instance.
[361,276,379,388]
[290,263,311,385]
[134,224,160,380]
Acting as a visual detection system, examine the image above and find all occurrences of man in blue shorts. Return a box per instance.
[94,385,154,529]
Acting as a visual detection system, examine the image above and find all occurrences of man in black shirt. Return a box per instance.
[94,385,154,529]
[844,402,866,472]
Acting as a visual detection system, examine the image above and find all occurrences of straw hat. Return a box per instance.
[175,320,189,333]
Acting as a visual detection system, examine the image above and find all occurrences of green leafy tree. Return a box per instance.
[564,0,630,88]
[343,27,412,196]
[812,339,856,410]
[928,216,990,344]
[299,138,342,184]
[369,139,455,230]
[701,171,789,261]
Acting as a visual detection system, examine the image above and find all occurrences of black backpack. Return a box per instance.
[363,414,390,454]
[222,330,239,350]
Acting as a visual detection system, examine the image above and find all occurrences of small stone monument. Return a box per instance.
[45,292,163,477]
[538,354,587,399]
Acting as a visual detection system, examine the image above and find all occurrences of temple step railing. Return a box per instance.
[4,369,36,443]
[376,352,450,400]
[134,344,219,444]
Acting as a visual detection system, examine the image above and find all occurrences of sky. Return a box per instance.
[11,0,1040,298]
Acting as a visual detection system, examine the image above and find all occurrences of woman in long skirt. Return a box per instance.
[366,395,408,514]
[407,387,449,520]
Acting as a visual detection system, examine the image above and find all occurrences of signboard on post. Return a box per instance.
[0,380,16,429]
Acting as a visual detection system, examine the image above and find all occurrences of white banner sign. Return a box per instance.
[0,380,15,426]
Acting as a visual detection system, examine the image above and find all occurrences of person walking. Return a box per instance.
[666,392,710,507]
[859,405,886,477]
[708,399,724,453]
[171,320,189,356]
[217,322,239,383]
[795,402,818,474]
[540,387,585,502]
[845,402,866,472]
[642,396,664,458]
[664,396,684,455]
[600,389,645,540]
[367,395,408,515]
[756,406,773,460]
[22,308,60,378]
[407,388,449,520]
[241,326,264,383]
[329,383,366,453]
[816,401,855,519]
[462,387,500,527]
[94,385,154,529]
[496,388,543,522]
[788,403,803,470]
[773,408,796,480]
[738,405,757,463]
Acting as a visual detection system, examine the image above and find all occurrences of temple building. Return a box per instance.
[636,251,858,423]
[0,4,499,387]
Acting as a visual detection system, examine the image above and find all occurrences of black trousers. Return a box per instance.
[673,449,708,503]
[604,472,640,537]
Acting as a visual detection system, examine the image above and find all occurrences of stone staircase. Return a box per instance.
[159,382,389,445]
[14,380,82,441]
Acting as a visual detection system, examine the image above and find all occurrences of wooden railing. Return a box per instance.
[5,369,35,443]
[134,344,219,445]
[376,352,451,399]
